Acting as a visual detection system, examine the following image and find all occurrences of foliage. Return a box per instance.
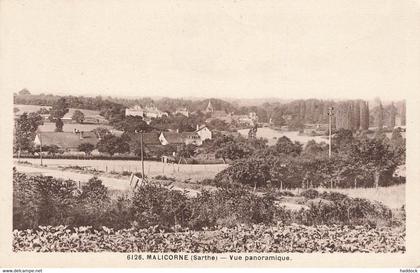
[48,98,69,131]
[274,136,302,156]
[54,118,64,132]
[78,143,95,155]
[178,144,197,159]
[96,134,130,156]
[72,110,85,123]
[113,116,151,133]
[131,184,190,230]
[300,189,319,199]
[13,224,405,253]
[215,157,271,189]
[44,144,60,155]
[348,137,400,187]
[91,127,111,138]
[14,112,43,153]
[18,88,31,96]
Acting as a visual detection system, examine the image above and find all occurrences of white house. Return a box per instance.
[195,125,212,142]
[125,105,144,117]
[175,107,189,117]
[125,105,168,119]
[159,132,203,146]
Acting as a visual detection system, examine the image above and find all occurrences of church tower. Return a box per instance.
[205,100,214,113]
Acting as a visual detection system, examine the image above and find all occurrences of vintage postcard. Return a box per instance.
[1,0,420,269]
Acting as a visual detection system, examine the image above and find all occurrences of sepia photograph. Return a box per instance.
[1,0,420,269]
[12,93,406,254]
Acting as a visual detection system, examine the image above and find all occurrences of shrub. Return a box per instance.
[131,184,190,230]
[295,195,392,227]
[154,175,176,182]
[300,189,319,199]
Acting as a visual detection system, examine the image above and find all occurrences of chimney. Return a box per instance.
[79,131,83,140]
[196,124,199,131]
[176,129,179,133]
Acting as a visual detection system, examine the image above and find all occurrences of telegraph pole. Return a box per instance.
[328,107,334,158]
[140,131,144,181]
[39,138,43,166]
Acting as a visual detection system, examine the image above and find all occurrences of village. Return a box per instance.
[12,91,407,253]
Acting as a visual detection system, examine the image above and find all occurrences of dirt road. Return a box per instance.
[14,164,200,197]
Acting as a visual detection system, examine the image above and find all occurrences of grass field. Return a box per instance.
[37,122,114,132]
[15,158,228,182]
[291,184,405,209]
[238,127,328,145]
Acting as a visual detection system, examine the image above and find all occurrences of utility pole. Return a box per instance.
[135,130,145,182]
[39,137,43,166]
[328,106,334,158]
[140,131,144,181]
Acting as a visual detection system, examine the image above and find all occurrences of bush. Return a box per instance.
[300,189,319,199]
[131,184,190,230]
[13,171,79,229]
[295,195,392,227]
[13,171,396,232]
[188,188,276,229]
[154,175,176,182]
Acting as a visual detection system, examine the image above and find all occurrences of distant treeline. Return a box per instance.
[14,90,405,130]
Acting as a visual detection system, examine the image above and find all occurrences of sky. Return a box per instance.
[1,0,419,100]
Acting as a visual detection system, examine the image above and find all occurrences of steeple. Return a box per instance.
[205,100,214,113]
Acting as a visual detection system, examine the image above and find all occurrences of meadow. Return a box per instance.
[238,127,328,145]
[15,158,228,182]
[37,122,114,132]
[291,184,405,209]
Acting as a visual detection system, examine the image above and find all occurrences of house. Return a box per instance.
[125,105,144,117]
[34,131,100,152]
[159,132,203,146]
[232,114,253,126]
[125,132,162,156]
[195,125,212,142]
[174,107,189,117]
[125,105,168,119]
[126,132,162,146]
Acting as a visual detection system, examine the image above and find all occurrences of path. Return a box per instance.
[14,164,200,197]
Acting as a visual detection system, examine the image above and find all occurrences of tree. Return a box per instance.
[304,140,328,155]
[18,89,31,96]
[215,157,271,191]
[14,112,43,155]
[274,136,302,156]
[375,98,384,130]
[96,134,129,156]
[270,111,286,127]
[80,177,108,201]
[349,138,399,188]
[78,143,95,156]
[113,116,151,133]
[37,107,50,115]
[207,119,229,131]
[359,101,370,131]
[72,110,85,124]
[215,142,254,162]
[91,127,111,138]
[178,144,197,159]
[54,118,64,132]
[332,129,354,153]
[45,144,60,156]
[49,98,69,131]
[390,128,405,164]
